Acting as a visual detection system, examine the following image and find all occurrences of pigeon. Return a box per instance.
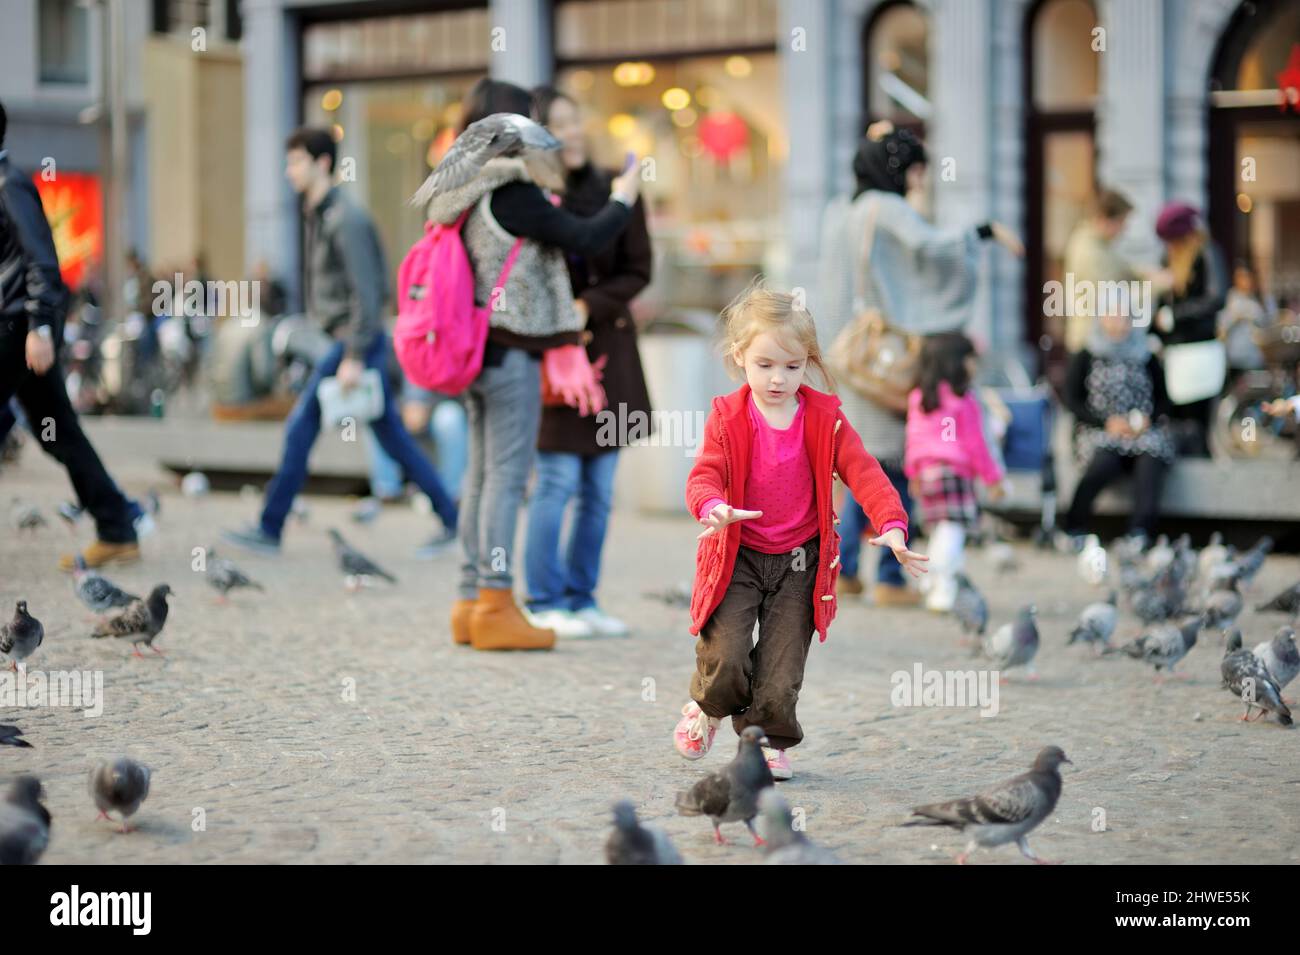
[1109,616,1201,677]
[180,471,209,499]
[981,605,1039,678]
[0,601,43,671]
[91,584,172,656]
[1077,535,1107,586]
[675,725,775,846]
[72,555,139,615]
[89,758,151,833]
[1253,627,1299,692]
[1144,535,1174,576]
[1197,531,1229,583]
[0,724,32,748]
[604,800,683,865]
[1257,582,1300,618]
[57,500,84,529]
[1129,564,1186,624]
[759,789,842,865]
[1068,590,1118,652]
[205,548,263,599]
[988,542,1018,573]
[411,112,563,205]
[1201,573,1244,635]
[9,498,45,533]
[903,746,1071,865]
[1221,630,1292,725]
[0,776,50,865]
[952,573,988,639]
[328,529,397,587]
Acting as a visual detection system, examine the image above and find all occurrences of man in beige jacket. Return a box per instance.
[1062,189,1136,353]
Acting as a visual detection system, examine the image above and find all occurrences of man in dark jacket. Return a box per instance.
[223,128,457,553]
[0,100,140,569]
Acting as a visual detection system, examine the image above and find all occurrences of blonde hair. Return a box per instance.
[718,279,836,392]
[1167,229,1207,297]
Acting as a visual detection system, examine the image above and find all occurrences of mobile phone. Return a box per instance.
[622,151,637,174]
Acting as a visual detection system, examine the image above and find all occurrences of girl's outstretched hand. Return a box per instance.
[869,528,929,577]
[697,503,763,540]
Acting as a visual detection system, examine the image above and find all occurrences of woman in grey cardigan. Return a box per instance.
[817,123,1022,606]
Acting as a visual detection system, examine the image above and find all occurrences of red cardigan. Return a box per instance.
[685,383,908,643]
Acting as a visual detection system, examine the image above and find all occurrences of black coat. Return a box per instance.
[537,163,654,456]
[1155,242,1227,346]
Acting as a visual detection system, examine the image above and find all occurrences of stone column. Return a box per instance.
[489,0,551,88]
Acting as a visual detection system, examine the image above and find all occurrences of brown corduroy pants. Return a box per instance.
[689,535,819,750]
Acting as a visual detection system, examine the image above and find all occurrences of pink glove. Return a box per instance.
[542,344,607,417]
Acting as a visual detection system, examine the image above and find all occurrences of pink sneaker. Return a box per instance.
[673,701,718,760]
[763,746,792,780]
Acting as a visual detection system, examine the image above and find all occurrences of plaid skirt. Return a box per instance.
[914,463,979,528]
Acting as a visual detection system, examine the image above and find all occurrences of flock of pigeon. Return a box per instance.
[608,531,1299,865]
[2,491,405,864]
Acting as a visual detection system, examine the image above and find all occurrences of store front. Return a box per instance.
[551,0,783,323]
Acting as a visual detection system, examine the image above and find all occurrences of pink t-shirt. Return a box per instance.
[699,396,818,555]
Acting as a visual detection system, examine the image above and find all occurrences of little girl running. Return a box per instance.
[675,284,928,781]
[903,333,1006,613]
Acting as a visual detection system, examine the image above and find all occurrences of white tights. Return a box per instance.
[921,520,966,611]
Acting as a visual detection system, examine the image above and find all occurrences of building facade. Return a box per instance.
[241,0,1299,366]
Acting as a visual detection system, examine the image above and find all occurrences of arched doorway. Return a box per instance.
[861,0,930,136]
[1023,0,1099,362]
[1208,0,1300,310]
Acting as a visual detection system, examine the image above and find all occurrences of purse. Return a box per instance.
[318,368,385,427]
[826,194,923,415]
[1162,339,1226,405]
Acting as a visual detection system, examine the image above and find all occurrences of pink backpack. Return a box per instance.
[393,206,523,395]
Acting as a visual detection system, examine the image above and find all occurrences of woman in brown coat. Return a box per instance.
[523,87,653,638]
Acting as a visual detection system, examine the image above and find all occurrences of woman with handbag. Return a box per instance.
[817,122,1022,606]
[522,87,654,639]
[1151,202,1228,458]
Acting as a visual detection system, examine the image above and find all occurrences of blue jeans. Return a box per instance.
[840,458,911,587]
[524,449,620,613]
[260,334,458,539]
[364,395,468,502]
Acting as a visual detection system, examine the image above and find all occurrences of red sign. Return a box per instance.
[697,112,750,162]
[32,171,103,290]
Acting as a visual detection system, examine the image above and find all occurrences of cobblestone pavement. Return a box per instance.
[1,445,1298,864]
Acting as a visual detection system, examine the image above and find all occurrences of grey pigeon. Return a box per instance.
[0,776,50,865]
[72,555,139,615]
[953,573,988,638]
[1256,582,1300,618]
[91,584,172,656]
[1201,573,1244,635]
[205,548,264,598]
[1144,535,1174,576]
[0,724,32,748]
[9,498,46,533]
[759,789,841,865]
[1110,616,1201,676]
[0,601,43,670]
[903,746,1071,865]
[1068,590,1118,652]
[1129,564,1186,624]
[1221,630,1292,726]
[89,758,152,833]
[57,500,84,529]
[328,529,397,587]
[981,605,1039,676]
[1238,535,1273,583]
[411,112,563,205]
[1197,532,1229,583]
[604,800,682,865]
[675,725,775,845]
[1253,627,1299,692]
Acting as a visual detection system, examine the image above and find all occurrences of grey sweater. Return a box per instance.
[816,190,984,462]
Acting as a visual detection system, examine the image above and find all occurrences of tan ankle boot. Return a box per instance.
[450,598,476,646]
[469,588,556,651]
[873,582,922,608]
[59,540,141,572]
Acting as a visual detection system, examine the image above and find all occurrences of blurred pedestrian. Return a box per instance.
[0,99,140,568]
[1061,188,1136,354]
[818,120,1021,607]
[903,333,1006,612]
[522,86,653,639]
[223,127,458,555]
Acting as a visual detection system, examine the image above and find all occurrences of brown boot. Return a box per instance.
[836,574,864,597]
[59,540,141,572]
[469,588,556,651]
[872,582,922,608]
[450,598,477,646]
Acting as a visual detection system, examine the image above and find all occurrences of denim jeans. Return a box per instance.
[839,458,911,586]
[458,347,542,599]
[260,333,458,539]
[524,449,620,613]
[364,392,468,502]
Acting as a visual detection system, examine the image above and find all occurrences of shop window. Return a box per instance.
[302,9,491,82]
[863,1,930,129]
[40,0,90,86]
[555,0,778,59]
[1031,0,1098,111]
